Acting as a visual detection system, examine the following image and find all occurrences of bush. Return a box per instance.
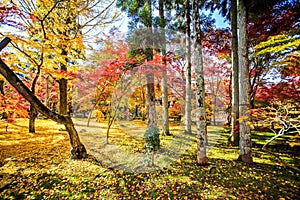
[144,125,160,151]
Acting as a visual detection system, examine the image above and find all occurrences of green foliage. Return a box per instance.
[144,125,160,151]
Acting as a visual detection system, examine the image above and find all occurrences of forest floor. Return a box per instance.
[0,118,299,199]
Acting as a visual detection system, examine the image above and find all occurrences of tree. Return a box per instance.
[1,0,119,133]
[184,0,192,134]
[193,0,208,165]
[237,0,252,164]
[0,57,87,159]
[159,0,171,136]
[229,0,239,145]
[204,56,230,125]
[117,0,157,129]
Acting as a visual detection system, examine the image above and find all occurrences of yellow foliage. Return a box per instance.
[254,34,300,56]
[238,116,249,122]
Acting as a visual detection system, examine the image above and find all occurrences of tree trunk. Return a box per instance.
[29,66,41,133]
[237,0,253,164]
[193,0,208,165]
[0,80,4,95]
[159,0,170,136]
[230,0,239,146]
[146,72,157,127]
[59,49,68,116]
[59,76,68,116]
[0,59,87,159]
[185,0,192,134]
[145,0,157,128]
[29,106,38,133]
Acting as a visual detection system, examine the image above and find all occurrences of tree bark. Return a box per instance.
[159,0,170,136]
[0,58,87,159]
[29,67,41,133]
[193,0,208,165]
[237,0,253,164]
[59,50,68,116]
[230,0,239,145]
[146,72,157,127]
[185,0,192,134]
[29,106,38,133]
[145,0,157,128]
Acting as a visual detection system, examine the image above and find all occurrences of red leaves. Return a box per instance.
[255,79,300,104]
[0,5,28,29]
[248,1,300,43]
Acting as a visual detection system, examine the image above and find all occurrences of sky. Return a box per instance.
[114,8,229,34]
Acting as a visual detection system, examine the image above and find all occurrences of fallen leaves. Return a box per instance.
[0,119,299,199]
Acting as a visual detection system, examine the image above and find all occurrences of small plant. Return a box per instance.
[144,125,160,166]
[144,125,160,151]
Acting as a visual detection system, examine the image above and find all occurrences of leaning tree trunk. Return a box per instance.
[230,0,239,146]
[159,0,170,136]
[193,0,208,165]
[237,0,253,164]
[184,0,192,134]
[0,58,87,159]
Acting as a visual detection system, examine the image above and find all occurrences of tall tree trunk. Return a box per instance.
[145,0,157,128]
[159,0,170,136]
[185,0,192,134]
[193,0,208,165]
[237,0,253,164]
[230,0,239,145]
[0,59,87,159]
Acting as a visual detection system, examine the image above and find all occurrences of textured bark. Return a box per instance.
[29,65,41,133]
[193,0,208,165]
[59,49,68,116]
[184,0,192,134]
[146,72,157,127]
[145,0,157,128]
[230,0,239,146]
[237,0,253,164]
[0,59,87,159]
[159,0,170,136]
[29,107,38,133]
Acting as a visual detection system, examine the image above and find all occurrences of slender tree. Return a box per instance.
[193,0,208,165]
[229,0,239,145]
[159,0,170,136]
[184,0,192,134]
[237,0,252,163]
[117,0,157,128]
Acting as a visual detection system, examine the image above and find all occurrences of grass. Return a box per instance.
[0,118,299,199]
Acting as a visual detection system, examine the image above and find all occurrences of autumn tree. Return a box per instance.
[0,55,87,158]
[117,0,158,129]
[0,0,120,158]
